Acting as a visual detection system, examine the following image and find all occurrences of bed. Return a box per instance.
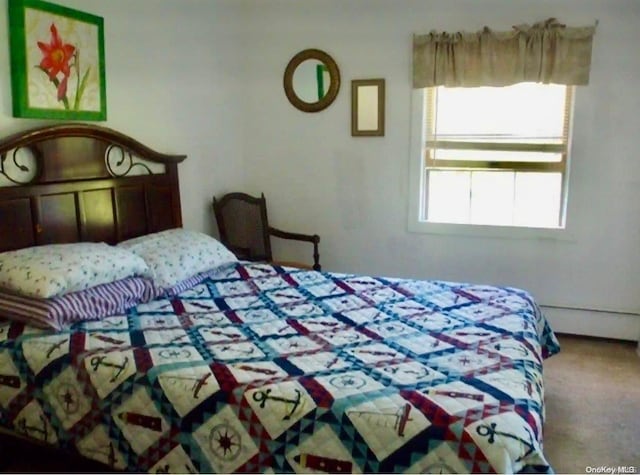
[0,124,560,474]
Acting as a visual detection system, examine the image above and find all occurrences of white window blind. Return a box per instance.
[424,83,573,228]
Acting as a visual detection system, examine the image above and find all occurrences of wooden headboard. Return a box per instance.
[0,124,186,253]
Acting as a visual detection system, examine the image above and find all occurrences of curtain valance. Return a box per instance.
[413,18,596,88]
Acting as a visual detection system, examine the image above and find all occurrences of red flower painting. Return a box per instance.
[36,23,90,109]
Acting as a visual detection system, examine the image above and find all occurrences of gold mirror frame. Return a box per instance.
[283,49,341,113]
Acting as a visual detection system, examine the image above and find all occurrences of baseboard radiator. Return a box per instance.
[540,304,640,351]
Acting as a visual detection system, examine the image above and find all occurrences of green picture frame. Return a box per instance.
[8,0,106,120]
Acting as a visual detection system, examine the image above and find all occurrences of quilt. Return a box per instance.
[0,262,560,473]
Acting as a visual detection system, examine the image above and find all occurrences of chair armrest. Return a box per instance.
[268,226,321,271]
[269,227,318,243]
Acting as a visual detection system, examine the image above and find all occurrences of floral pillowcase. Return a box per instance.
[118,228,238,294]
[0,242,151,299]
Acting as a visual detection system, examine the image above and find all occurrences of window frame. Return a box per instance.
[407,86,576,240]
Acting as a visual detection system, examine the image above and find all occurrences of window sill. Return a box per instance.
[408,219,577,241]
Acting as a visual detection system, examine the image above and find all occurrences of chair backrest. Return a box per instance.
[212,192,272,262]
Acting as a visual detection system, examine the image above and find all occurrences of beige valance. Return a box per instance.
[413,18,596,88]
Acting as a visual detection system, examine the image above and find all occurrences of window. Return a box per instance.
[419,83,573,229]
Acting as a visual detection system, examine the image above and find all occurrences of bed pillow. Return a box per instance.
[0,242,151,299]
[162,264,239,297]
[118,228,238,294]
[0,277,159,331]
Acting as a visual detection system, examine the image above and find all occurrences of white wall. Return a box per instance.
[240,0,640,338]
[2,0,638,340]
[0,0,247,234]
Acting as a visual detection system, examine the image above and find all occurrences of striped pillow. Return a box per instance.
[0,277,159,331]
[163,262,239,297]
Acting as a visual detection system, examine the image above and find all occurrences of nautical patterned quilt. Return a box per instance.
[0,262,559,473]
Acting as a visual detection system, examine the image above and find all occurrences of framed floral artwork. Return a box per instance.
[8,0,106,120]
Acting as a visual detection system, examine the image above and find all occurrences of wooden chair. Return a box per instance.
[212,192,321,271]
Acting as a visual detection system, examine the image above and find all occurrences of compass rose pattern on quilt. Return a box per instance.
[0,262,559,473]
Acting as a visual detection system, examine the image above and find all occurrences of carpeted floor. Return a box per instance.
[1,334,638,473]
[543,333,640,473]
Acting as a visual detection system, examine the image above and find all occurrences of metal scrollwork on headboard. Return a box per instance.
[0,147,39,185]
[106,144,151,177]
[0,123,184,186]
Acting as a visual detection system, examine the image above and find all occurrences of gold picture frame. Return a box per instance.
[351,78,385,136]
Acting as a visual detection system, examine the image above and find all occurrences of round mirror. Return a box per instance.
[283,49,340,113]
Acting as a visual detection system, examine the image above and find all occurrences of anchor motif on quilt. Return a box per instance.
[90,355,129,382]
[252,388,302,420]
[476,422,536,462]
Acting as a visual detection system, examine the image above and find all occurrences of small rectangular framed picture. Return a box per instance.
[351,78,385,137]
[8,0,107,120]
